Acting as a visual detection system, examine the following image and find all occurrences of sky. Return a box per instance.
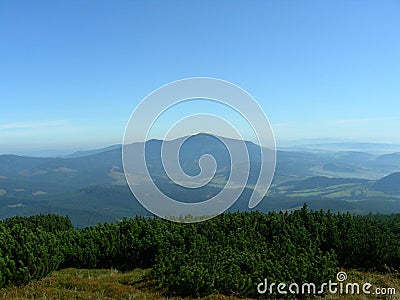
[1,1,400,155]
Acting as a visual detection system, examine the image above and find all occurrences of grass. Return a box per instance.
[283,184,358,198]
[276,183,400,201]
[0,268,241,300]
[1,268,399,299]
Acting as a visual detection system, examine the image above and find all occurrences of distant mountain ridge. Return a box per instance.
[1,134,400,226]
[64,144,122,158]
[283,142,400,154]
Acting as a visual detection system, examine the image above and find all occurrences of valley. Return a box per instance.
[1,135,400,227]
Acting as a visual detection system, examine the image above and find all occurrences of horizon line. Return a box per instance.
[2,133,400,158]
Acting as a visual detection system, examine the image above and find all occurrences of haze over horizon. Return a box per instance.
[3,134,400,158]
[1,1,400,154]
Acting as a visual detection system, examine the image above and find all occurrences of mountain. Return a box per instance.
[374,172,400,194]
[64,144,122,158]
[2,134,400,226]
[0,155,54,176]
[374,153,400,167]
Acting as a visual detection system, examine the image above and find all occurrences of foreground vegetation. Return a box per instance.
[0,268,247,300]
[1,268,399,299]
[0,208,400,298]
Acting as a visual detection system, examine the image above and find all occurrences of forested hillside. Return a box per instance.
[1,208,400,298]
[2,136,400,227]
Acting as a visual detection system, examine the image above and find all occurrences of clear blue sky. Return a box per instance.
[1,1,400,155]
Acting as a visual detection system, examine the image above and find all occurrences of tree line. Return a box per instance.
[0,206,399,297]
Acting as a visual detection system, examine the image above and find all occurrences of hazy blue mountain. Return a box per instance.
[283,142,400,154]
[2,134,400,226]
[64,144,122,158]
[374,153,400,167]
